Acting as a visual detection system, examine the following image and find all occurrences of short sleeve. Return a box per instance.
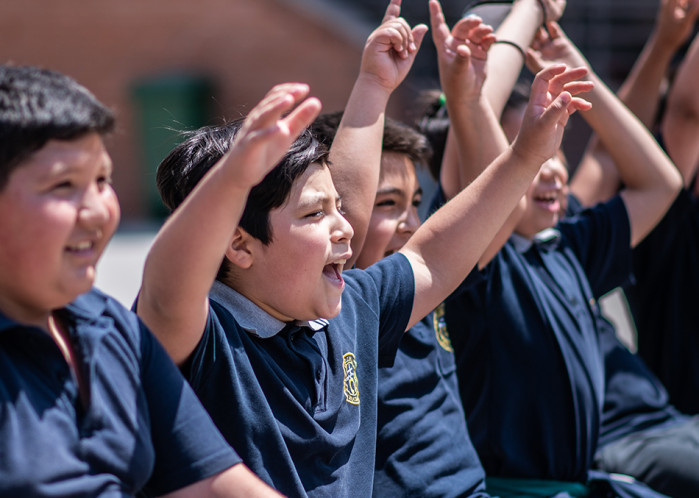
[557,195,632,298]
[139,320,241,495]
[361,253,415,367]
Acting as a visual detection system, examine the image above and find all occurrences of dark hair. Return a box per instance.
[156,119,328,279]
[312,111,432,173]
[416,82,533,180]
[0,65,115,190]
[415,90,449,181]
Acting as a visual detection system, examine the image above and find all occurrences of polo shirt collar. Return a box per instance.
[510,228,561,254]
[209,281,328,339]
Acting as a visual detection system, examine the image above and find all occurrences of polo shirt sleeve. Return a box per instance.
[363,253,416,367]
[557,195,632,298]
[631,188,694,284]
[138,319,242,495]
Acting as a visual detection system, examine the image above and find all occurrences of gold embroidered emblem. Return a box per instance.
[342,352,360,405]
[433,303,454,352]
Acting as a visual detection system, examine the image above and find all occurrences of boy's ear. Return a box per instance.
[225,227,255,270]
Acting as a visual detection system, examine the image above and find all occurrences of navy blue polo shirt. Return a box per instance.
[185,253,414,498]
[0,289,241,497]
[565,193,686,448]
[444,196,631,482]
[373,307,489,498]
[624,187,699,415]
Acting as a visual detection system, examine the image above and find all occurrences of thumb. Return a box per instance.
[412,24,429,53]
[538,91,572,128]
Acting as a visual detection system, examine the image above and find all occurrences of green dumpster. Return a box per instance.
[132,75,214,217]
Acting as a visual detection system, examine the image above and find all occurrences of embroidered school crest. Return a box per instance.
[433,303,454,352]
[342,352,360,405]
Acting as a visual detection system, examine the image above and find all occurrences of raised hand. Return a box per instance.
[225,83,321,189]
[526,22,589,72]
[513,64,593,164]
[539,0,566,23]
[359,0,428,92]
[655,0,699,52]
[430,0,495,102]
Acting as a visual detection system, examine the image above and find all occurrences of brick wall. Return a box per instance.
[0,0,364,218]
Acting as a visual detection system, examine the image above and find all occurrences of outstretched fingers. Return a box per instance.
[245,84,309,133]
[546,66,589,95]
[382,0,402,23]
[281,97,322,138]
[429,0,452,47]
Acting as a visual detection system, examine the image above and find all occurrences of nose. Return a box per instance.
[332,210,354,245]
[78,183,111,230]
[539,159,563,186]
[397,207,420,235]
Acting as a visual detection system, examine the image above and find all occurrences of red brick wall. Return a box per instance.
[0,0,362,218]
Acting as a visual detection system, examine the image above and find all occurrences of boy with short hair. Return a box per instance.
[136,4,591,497]
[313,112,490,498]
[0,65,282,498]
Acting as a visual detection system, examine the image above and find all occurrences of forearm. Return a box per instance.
[161,464,285,498]
[402,145,541,326]
[483,0,544,117]
[442,95,510,199]
[583,73,677,191]
[582,73,682,244]
[617,30,676,128]
[328,76,391,266]
[662,34,699,184]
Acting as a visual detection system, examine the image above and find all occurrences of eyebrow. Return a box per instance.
[296,192,342,210]
[376,187,407,198]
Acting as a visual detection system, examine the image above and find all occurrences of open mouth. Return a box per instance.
[533,191,560,212]
[323,259,346,284]
[65,240,95,255]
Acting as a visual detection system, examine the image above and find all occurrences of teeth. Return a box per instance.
[336,259,346,265]
[69,241,92,251]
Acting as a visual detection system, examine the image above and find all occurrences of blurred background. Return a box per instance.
[1,0,680,346]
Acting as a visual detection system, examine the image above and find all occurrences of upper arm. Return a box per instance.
[136,289,209,367]
[569,138,623,207]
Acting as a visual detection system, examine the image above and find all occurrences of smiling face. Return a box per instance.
[235,162,353,322]
[355,152,422,270]
[514,154,569,238]
[0,133,120,326]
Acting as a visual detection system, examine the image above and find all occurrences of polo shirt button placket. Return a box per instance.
[315,369,322,382]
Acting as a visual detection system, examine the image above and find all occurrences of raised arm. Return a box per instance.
[137,84,321,365]
[619,0,699,128]
[569,0,699,203]
[528,25,683,246]
[328,0,427,267]
[483,0,565,118]
[662,29,699,184]
[432,0,590,267]
[401,64,591,328]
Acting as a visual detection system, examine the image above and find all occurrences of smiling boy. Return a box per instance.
[0,65,283,498]
[135,7,591,498]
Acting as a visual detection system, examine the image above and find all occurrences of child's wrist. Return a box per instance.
[354,72,395,100]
